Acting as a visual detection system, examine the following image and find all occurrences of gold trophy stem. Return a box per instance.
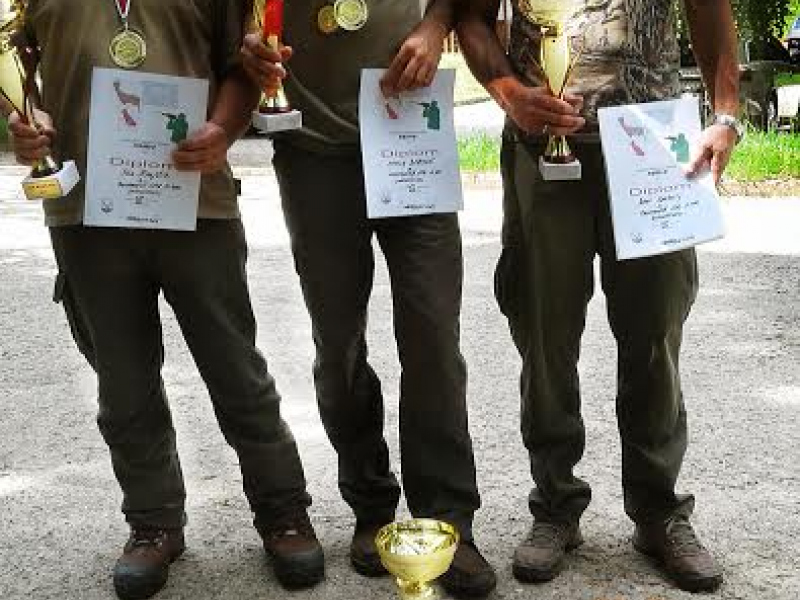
[258,33,291,114]
[397,578,434,600]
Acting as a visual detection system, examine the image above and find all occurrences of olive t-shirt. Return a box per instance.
[508,0,681,135]
[280,1,421,153]
[26,0,247,227]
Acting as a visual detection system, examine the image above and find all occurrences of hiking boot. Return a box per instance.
[350,521,389,577]
[256,510,325,589]
[633,516,723,592]
[438,540,497,598]
[512,521,583,583]
[113,527,185,600]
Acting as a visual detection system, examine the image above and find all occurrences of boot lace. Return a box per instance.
[263,512,314,541]
[525,522,569,548]
[665,518,705,557]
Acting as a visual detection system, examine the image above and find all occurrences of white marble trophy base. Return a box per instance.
[252,109,303,134]
[22,160,80,200]
[539,156,582,181]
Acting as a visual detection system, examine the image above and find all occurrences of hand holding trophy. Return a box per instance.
[0,0,79,200]
[519,0,584,181]
[251,0,302,133]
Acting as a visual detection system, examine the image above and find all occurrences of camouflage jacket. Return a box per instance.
[509,0,682,134]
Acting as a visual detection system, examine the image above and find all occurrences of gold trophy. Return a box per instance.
[376,519,459,600]
[0,0,79,200]
[251,0,302,133]
[519,0,583,181]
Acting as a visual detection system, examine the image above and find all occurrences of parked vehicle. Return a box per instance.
[787,17,800,64]
[680,35,800,131]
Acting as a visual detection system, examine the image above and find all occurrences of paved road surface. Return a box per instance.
[1,166,798,600]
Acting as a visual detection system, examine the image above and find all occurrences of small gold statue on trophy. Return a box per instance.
[376,519,459,600]
[519,0,584,181]
[0,0,79,200]
[251,0,302,133]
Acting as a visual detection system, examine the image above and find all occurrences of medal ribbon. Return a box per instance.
[114,0,131,24]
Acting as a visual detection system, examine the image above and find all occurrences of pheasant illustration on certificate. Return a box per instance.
[84,68,209,230]
[359,68,463,219]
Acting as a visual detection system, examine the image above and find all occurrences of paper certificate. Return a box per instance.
[359,68,463,219]
[84,68,209,230]
[598,98,725,260]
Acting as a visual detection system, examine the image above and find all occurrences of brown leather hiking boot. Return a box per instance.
[113,527,185,600]
[257,510,325,589]
[438,540,497,598]
[350,521,390,577]
[633,516,723,592]
[512,521,583,583]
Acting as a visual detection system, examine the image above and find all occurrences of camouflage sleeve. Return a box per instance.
[214,0,252,77]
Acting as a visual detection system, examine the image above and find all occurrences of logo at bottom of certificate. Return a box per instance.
[379,189,394,205]
[101,198,115,214]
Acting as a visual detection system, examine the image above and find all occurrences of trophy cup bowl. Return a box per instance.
[250,0,302,134]
[518,0,584,181]
[376,519,459,600]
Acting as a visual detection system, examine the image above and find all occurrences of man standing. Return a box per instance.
[241,1,496,597]
[9,1,323,598]
[457,0,740,592]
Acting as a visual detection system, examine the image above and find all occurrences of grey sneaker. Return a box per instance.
[633,516,723,592]
[512,521,583,583]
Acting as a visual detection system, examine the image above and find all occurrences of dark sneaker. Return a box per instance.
[438,540,497,598]
[113,528,185,600]
[257,510,325,589]
[633,516,723,592]
[350,521,389,577]
[512,521,583,583]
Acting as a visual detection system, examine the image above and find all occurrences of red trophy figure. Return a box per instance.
[251,0,302,133]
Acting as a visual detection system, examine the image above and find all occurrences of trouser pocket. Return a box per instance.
[53,272,95,365]
[494,246,523,321]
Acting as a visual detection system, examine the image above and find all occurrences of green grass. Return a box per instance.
[458,131,800,182]
[458,134,501,171]
[441,52,490,106]
[727,131,800,180]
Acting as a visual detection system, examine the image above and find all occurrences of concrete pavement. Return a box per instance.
[0,162,799,600]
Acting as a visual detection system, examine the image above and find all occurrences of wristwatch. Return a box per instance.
[711,113,745,143]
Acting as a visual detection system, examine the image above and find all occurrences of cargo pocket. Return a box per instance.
[494,246,523,322]
[53,272,96,366]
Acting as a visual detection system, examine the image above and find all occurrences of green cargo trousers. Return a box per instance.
[272,141,480,539]
[49,220,311,529]
[497,134,698,525]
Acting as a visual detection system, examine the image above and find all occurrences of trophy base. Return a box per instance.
[252,109,303,134]
[22,161,80,201]
[539,156,582,181]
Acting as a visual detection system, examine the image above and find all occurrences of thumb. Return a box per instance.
[685,144,711,178]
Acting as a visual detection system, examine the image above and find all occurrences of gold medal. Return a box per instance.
[109,28,147,69]
[333,0,368,31]
[317,5,339,34]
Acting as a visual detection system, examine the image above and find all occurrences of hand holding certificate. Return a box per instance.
[84,68,209,231]
[359,68,463,219]
[598,97,726,260]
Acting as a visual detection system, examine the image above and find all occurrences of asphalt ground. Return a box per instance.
[1,149,799,600]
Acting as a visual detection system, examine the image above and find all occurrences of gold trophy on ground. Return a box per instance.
[519,0,584,181]
[251,0,302,133]
[376,519,459,600]
[0,0,79,200]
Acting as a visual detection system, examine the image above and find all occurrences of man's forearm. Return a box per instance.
[424,0,458,36]
[684,0,739,114]
[210,66,262,145]
[455,1,521,112]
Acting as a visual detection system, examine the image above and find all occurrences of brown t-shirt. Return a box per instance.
[280,0,421,153]
[509,0,681,135]
[26,0,247,227]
